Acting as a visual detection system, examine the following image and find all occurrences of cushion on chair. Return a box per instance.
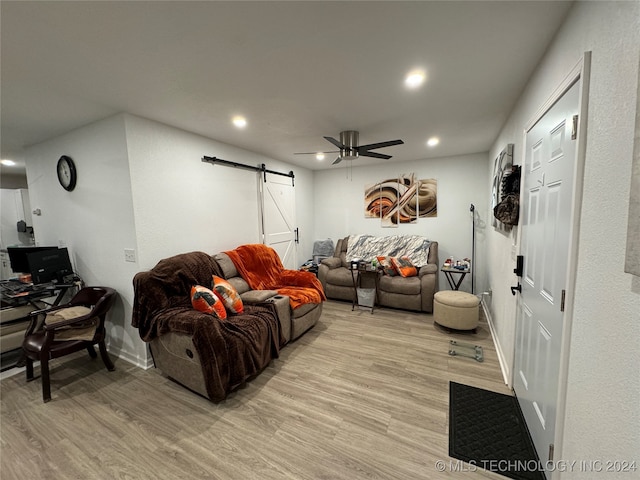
[45,306,97,341]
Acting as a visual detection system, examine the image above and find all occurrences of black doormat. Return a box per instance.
[449,382,546,480]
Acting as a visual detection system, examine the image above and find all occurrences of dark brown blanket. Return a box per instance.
[132,251,284,401]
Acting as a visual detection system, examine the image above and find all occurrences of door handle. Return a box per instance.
[294,228,299,244]
[511,283,521,295]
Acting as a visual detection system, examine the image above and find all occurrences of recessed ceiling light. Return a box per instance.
[232,116,247,128]
[427,137,440,147]
[1,159,16,166]
[316,153,325,161]
[405,69,426,89]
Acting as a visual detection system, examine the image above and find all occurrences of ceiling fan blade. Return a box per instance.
[294,150,340,155]
[324,136,345,149]
[358,139,404,151]
[359,151,392,160]
[332,157,343,165]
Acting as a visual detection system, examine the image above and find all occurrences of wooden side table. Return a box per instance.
[441,266,470,290]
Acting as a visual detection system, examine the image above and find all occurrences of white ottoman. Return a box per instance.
[433,290,480,331]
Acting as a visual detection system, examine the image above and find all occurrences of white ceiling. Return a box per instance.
[1,1,574,175]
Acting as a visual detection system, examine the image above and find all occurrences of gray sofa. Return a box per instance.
[133,249,323,402]
[318,236,438,312]
[212,252,323,340]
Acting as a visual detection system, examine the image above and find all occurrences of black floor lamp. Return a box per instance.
[470,203,476,294]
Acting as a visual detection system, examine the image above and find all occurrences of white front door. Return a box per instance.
[514,79,580,472]
[262,174,297,269]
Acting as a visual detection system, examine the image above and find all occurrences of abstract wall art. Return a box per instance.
[364,173,437,227]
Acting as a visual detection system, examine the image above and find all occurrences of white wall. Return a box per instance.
[486,1,640,474]
[23,113,316,369]
[0,189,31,250]
[124,114,316,271]
[24,114,144,366]
[313,153,489,294]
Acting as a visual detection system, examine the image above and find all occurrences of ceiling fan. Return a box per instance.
[296,130,404,165]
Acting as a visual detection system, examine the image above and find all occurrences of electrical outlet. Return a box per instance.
[124,248,136,263]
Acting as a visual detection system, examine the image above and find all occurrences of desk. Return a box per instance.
[441,266,470,290]
[0,281,73,309]
[0,281,76,364]
[350,266,381,313]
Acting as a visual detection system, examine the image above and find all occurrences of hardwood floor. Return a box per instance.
[1,300,509,480]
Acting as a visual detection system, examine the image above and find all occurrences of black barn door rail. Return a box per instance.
[202,156,295,186]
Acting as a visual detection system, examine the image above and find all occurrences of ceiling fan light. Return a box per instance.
[316,153,325,160]
[427,137,440,147]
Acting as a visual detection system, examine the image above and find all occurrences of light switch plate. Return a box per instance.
[124,248,136,263]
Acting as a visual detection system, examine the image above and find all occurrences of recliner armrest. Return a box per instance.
[240,290,279,303]
[321,257,342,269]
[418,264,438,276]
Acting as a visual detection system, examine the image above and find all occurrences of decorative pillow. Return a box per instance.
[390,256,418,278]
[212,275,244,314]
[376,256,397,276]
[190,285,227,320]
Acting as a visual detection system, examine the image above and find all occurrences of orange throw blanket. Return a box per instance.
[225,244,326,310]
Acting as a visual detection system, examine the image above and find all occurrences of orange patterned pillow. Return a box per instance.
[376,256,397,276]
[390,256,418,278]
[212,275,244,314]
[190,285,227,319]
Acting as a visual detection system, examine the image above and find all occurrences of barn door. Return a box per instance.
[262,173,297,269]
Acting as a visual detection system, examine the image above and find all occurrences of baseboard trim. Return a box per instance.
[106,344,153,370]
[481,298,511,387]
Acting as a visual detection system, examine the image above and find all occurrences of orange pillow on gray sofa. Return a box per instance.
[390,256,418,277]
[212,275,244,314]
[376,256,397,276]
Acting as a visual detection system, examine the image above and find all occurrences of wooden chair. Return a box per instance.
[22,286,117,402]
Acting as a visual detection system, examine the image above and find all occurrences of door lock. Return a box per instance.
[510,283,522,295]
[514,255,524,277]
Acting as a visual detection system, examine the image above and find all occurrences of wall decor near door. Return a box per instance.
[364,173,437,227]
[624,58,640,277]
[493,165,521,226]
[491,144,515,232]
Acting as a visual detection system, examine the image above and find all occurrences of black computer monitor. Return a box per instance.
[27,247,74,284]
[7,246,58,274]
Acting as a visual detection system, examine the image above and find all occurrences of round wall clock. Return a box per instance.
[56,155,77,191]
